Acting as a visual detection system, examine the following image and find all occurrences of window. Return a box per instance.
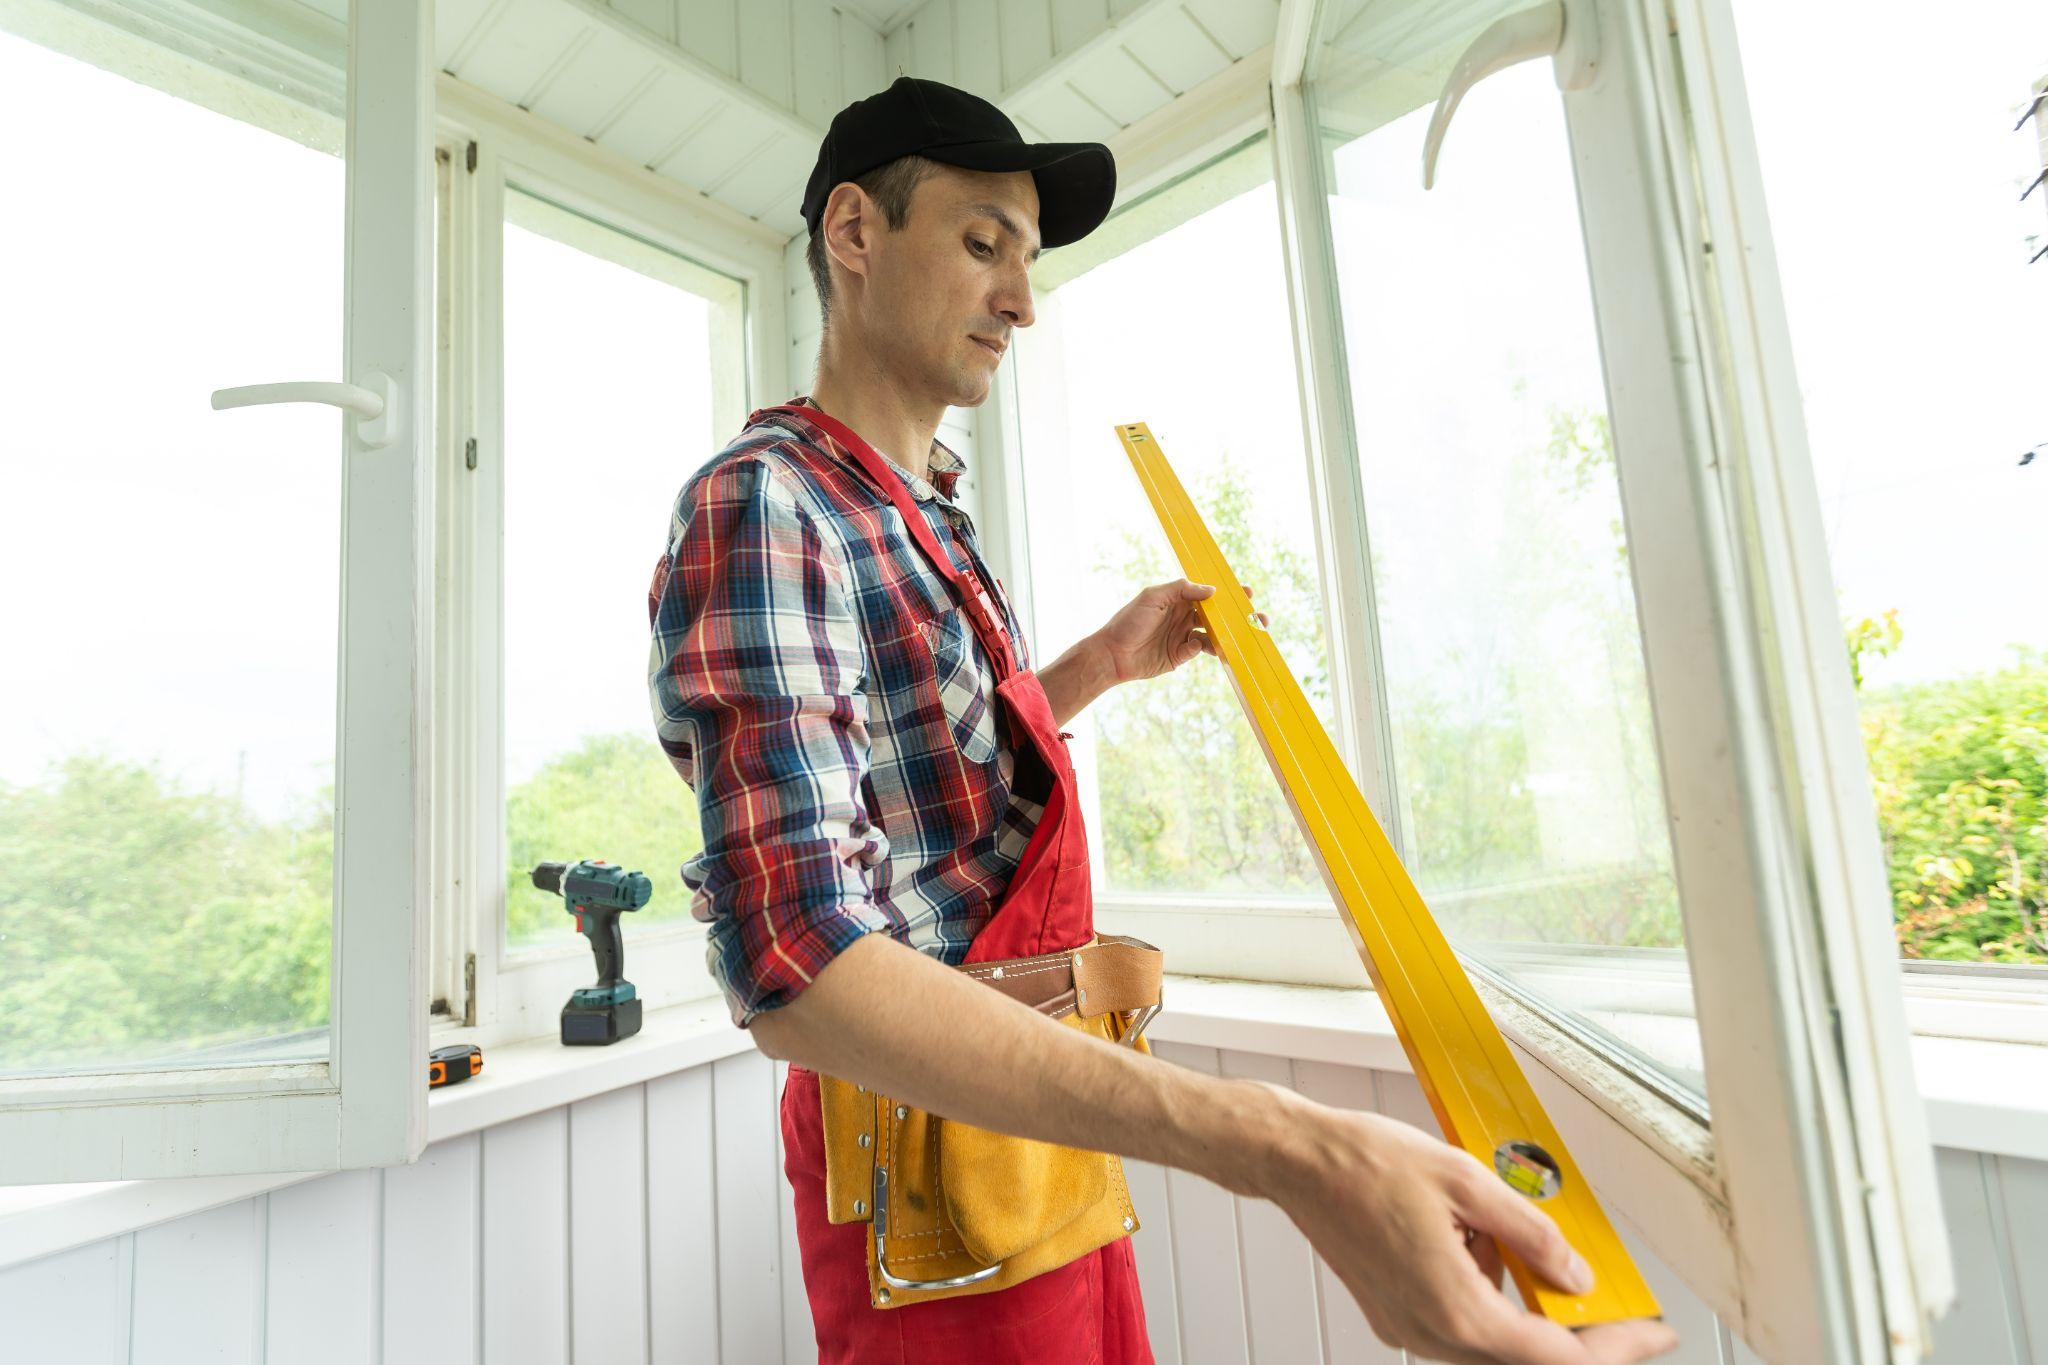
[0,24,341,1080]
[1729,0,2048,970]
[425,124,775,1045]
[1314,61,1700,1101]
[1014,136,1350,982]
[497,187,744,952]
[0,0,433,1181]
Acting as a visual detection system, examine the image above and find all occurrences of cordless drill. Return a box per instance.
[531,860,651,1045]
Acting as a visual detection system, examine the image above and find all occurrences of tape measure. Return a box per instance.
[1116,421,1660,1329]
[429,1043,482,1088]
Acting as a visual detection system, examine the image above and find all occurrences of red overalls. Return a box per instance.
[758,402,1154,1364]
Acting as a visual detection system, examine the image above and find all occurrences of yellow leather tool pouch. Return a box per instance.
[815,934,1164,1308]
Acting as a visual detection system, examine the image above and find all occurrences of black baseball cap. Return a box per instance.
[802,76,1115,250]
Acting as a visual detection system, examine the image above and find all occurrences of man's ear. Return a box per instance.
[821,183,874,291]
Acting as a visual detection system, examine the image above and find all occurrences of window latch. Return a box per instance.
[1421,0,1600,190]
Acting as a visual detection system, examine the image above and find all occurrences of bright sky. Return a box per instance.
[1,3,2041,834]
[1734,0,2048,684]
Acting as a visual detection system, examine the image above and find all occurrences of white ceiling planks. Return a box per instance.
[267,0,1279,242]
[881,0,1279,161]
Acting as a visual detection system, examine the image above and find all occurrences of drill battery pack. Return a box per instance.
[561,988,642,1046]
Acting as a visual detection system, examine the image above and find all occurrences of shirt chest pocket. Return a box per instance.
[917,606,1000,766]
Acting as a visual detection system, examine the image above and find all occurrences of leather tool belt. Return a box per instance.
[815,934,1165,1308]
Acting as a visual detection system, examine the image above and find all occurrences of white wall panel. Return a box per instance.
[1150,1040,1252,1364]
[5,1050,2045,1365]
[791,0,844,130]
[997,0,1055,89]
[840,13,888,101]
[1289,1059,1400,1365]
[607,0,671,43]
[131,1200,264,1365]
[0,1237,129,1364]
[266,1169,379,1365]
[570,1088,651,1364]
[1125,1154,1185,1364]
[483,1108,571,1365]
[385,1134,481,1365]
[675,0,738,78]
[1929,1148,2031,1363]
[712,1052,785,1363]
[951,0,1003,98]
[647,1066,722,1362]
[1993,1154,2048,1365]
[1218,1049,1326,1364]
[733,0,793,109]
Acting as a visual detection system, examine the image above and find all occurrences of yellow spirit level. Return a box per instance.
[1115,421,1660,1329]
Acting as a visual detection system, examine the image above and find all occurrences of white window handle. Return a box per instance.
[211,370,400,448]
[1422,0,1599,189]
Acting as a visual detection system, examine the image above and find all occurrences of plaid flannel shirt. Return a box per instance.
[647,397,1044,1026]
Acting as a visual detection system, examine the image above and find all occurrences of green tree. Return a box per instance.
[0,754,332,1072]
[504,732,701,944]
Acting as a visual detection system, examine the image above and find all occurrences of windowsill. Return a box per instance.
[3,973,2043,1274]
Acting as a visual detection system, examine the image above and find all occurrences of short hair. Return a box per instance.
[805,154,943,329]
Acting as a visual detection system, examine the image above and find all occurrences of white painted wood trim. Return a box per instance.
[1268,47,1405,848]
[1662,0,1955,1354]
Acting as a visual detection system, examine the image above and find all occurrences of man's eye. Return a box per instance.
[969,239,995,258]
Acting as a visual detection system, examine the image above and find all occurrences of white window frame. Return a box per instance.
[0,0,434,1183]
[985,0,1970,1358]
[420,76,787,1052]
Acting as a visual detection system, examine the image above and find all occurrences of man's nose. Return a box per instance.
[992,267,1035,330]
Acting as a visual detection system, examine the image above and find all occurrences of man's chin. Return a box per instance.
[945,367,995,409]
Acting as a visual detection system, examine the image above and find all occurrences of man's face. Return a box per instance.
[857,165,1041,410]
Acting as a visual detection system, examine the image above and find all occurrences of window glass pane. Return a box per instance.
[1731,1,2048,968]
[1314,30,1702,1099]
[1017,137,1340,902]
[500,189,740,949]
[0,27,339,1076]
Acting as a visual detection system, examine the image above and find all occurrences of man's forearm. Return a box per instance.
[1036,633,1119,729]
[747,932,1307,1201]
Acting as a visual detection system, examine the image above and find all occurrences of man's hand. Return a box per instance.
[1094,577,1267,684]
[1037,578,1265,727]
[751,935,1678,1365]
[1252,1082,1680,1365]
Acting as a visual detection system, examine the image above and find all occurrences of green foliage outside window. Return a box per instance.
[1859,648,2047,963]
[0,755,333,1074]
[1089,459,1336,895]
[503,732,700,944]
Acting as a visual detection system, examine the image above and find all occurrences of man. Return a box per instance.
[649,76,1679,1365]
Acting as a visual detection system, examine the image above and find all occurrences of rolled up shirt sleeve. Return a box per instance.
[647,452,895,1027]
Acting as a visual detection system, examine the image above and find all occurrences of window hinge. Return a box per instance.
[465,140,478,174]
[465,436,478,471]
[463,952,477,1028]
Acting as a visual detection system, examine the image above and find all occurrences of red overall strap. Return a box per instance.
[764,403,1018,679]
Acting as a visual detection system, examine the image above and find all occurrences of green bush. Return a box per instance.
[1859,650,2047,963]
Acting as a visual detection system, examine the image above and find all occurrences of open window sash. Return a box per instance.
[1273,0,1954,1358]
[0,0,434,1182]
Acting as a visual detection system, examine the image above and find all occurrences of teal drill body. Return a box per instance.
[531,859,651,1044]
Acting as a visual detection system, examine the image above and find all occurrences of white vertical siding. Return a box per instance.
[3,1042,2041,1365]
[266,1169,380,1365]
[647,1065,722,1360]
[483,1108,572,1364]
